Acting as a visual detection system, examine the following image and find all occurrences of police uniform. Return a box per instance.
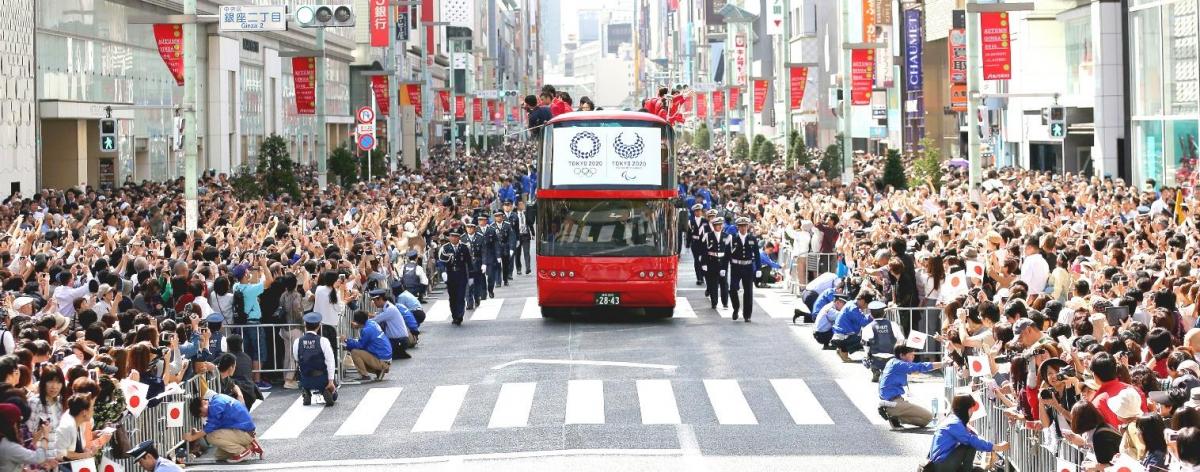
[702,217,732,309]
[464,220,488,308]
[127,440,184,472]
[863,301,897,382]
[686,204,708,285]
[439,228,473,325]
[729,217,761,322]
[198,312,226,362]
[481,218,502,297]
[496,211,518,284]
[294,312,337,406]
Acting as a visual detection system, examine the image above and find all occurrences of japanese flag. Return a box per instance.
[969,392,987,421]
[120,378,149,417]
[166,401,185,427]
[966,260,985,279]
[967,355,992,377]
[70,459,96,472]
[906,330,929,349]
[1056,458,1076,472]
[1105,455,1146,472]
[99,457,124,472]
[943,271,969,299]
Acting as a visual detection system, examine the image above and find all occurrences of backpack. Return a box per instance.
[402,262,421,289]
[232,286,248,325]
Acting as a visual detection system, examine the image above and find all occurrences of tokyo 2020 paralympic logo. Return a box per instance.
[612,132,644,159]
[570,131,601,159]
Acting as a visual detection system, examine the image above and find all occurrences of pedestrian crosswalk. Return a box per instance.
[249,377,918,441]
[419,290,798,323]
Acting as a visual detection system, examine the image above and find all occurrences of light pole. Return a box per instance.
[183,0,199,230]
[390,1,421,172]
[449,36,463,159]
[965,1,1033,194]
[719,4,757,159]
[482,57,497,152]
[421,21,450,166]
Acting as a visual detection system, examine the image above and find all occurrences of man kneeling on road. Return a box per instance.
[831,291,874,362]
[878,345,945,429]
[343,310,392,381]
[369,289,415,359]
[294,312,337,406]
[184,392,262,463]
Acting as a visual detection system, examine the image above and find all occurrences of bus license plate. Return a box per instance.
[595,293,621,306]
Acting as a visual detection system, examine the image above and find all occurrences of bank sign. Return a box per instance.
[904,10,922,90]
[551,127,663,186]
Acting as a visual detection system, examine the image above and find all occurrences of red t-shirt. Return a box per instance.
[1151,357,1170,379]
[1091,380,1144,427]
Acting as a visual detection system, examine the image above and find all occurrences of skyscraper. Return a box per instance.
[540,0,562,64]
[579,10,601,43]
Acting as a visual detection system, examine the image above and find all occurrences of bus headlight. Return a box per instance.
[568,271,575,278]
[639,271,646,278]
[657,271,665,277]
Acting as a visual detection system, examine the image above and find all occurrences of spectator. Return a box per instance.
[184,392,262,463]
[0,402,57,472]
[925,394,1008,471]
[1089,352,1144,428]
[342,311,391,382]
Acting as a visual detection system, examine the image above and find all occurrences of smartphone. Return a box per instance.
[1104,305,1131,326]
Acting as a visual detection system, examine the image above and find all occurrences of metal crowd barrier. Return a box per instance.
[222,323,302,374]
[111,370,219,470]
[886,307,944,358]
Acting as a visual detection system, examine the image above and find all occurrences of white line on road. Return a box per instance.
[184,448,686,471]
[424,300,451,322]
[411,385,469,432]
[259,396,325,440]
[755,291,794,319]
[674,297,697,318]
[636,379,681,425]
[487,382,537,428]
[249,391,270,413]
[490,358,678,371]
[703,379,758,425]
[335,387,403,436]
[520,297,541,319]
[835,379,888,425]
[565,379,605,424]
[770,379,834,425]
[470,298,504,321]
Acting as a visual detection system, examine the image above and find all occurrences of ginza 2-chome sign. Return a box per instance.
[219,5,287,32]
[551,127,662,186]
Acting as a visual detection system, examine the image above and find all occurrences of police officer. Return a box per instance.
[728,217,761,322]
[863,300,903,382]
[464,219,488,308]
[702,216,731,310]
[128,440,183,471]
[197,311,227,363]
[481,214,502,298]
[293,312,336,406]
[495,210,518,285]
[399,250,427,303]
[439,228,473,325]
[686,203,708,285]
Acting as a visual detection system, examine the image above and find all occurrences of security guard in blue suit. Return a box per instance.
[686,204,707,285]
[128,440,184,471]
[438,228,473,325]
[294,312,336,406]
[728,217,761,322]
[481,215,503,297]
[702,216,732,309]
[496,210,518,285]
[464,219,488,309]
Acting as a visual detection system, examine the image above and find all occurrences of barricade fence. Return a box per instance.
[885,307,944,359]
[111,370,219,470]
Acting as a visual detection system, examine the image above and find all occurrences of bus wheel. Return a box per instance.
[541,307,566,319]
[646,307,674,318]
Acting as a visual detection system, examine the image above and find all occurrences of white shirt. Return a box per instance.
[806,272,838,293]
[53,280,92,318]
[861,320,905,343]
[1020,253,1050,294]
[313,285,344,326]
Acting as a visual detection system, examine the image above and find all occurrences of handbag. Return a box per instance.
[108,417,133,459]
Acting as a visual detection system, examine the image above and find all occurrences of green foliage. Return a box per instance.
[329,146,357,187]
[909,138,944,190]
[750,134,767,161]
[229,164,260,201]
[256,134,299,199]
[694,124,711,150]
[820,134,844,179]
[757,138,779,163]
[881,149,908,190]
[731,134,750,160]
[786,130,801,167]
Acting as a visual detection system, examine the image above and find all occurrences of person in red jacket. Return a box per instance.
[645,87,670,119]
[550,91,574,117]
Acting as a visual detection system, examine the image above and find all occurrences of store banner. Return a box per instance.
[789,66,808,109]
[454,96,466,120]
[402,83,422,117]
[874,0,892,25]
[472,98,482,122]
[980,12,1012,80]
[950,84,968,112]
[732,33,748,87]
[153,24,185,86]
[369,0,389,47]
[729,86,740,109]
[862,0,876,41]
[512,106,521,122]
[850,49,876,105]
[291,57,317,115]
[437,90,450,115]
[753,80,768,113]
[696,93,707,119]
[712,90,725,115]
[370,76,390,115]
[904,10,923,90]
[948,28,967,84]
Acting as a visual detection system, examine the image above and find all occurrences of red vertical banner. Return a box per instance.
[402,84,422,117]
[980,12,1012,80]
[511,106,521,121]
[489,100,498,122]
[422,0,434,55]
[752,80,768,113]
[729,86,740,109]
[153,24,185,86]
[454,96,466,120]
[291,57,317,114]
[369,0,389,47]
[437,90,450,115]
[850,48,876,105]
[370,76,390,115]
[789,66,809,109]
[712,90,725,116]
[472,98,482,122]
[696,93,707,119]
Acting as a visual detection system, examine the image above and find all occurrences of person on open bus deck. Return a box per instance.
[687,204,708,286]
[550,91,573,117]
[464,221,487,310]
[702,217,732,310]
[438,228,473,326]
[578,97,595,111]
[729,217,761,322]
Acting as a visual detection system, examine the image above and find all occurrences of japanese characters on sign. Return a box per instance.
[980,12,1012,80]
[370,0,389,47]
[292,57,317,115]
[370,76,390,115]
[789,66,808,109]
[732,33,748,87]
[219,5,287,32]
[152,24,184,86]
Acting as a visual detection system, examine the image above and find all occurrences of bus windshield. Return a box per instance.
[537,199,678,257]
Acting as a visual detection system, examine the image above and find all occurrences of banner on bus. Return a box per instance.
[551,127,663,187]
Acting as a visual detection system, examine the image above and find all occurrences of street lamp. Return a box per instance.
[421,21,449,166]
[719,4,757,160]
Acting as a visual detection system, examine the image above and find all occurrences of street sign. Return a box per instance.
[396,11,410,41]
[219,5,287,32]
[357,133,376,151]
[356,106,375,124]
[356,123,376,135]
[767,0,784,36]
[476,90,498,99]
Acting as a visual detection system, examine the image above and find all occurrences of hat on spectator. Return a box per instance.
[735,217,750,225]
[1137,205,1151,215]
[1106,388,1143,420]
[1187,387,1200,408]
[12,296,35,311]
[1149,387,1189,409]
[97,283,112,298]
[1012,317,1036,338]
[691,204,703,211]
[231,263,249,281]
[302,312,322,324]
[126,440,157,461]
[205,312,224,323]
[407,250,419,258]
[369,289,388,299]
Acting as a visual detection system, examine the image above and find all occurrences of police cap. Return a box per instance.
[711,217,725,224]
[302,312,323,324]
[735,217,751,225]
[368,289,389,299]
[126,440,157,461]
[867,301,888,311]
[691,204,703,211]
[204,312,224,323]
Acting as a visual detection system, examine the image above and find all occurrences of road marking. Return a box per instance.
[184,448,686,471]
[470,298,504,321]
[636,379,681,424]
[488,382,537,428]
[424,300,451,322]
[259,396,325,440]
[491,359,677,371]
[835,379,888,425]
[703,379,758,425]
[249,391,270,413]
[412,385,469,432]
[674,297,697,318]
[520,297,541,319]
[335,387,403,436]
[565,379,605,424]
[770,379,834,424]
[755,291,794,319]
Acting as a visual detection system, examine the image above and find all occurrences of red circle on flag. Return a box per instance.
[81,468,93,472]
[1117,468,1131,472]
[1060,469,1070,472]
[170,407,180,419]
[106,465,117,472]
[971,360,983,372]
[973,266,984,276]
[130,395,141,408]
[951,277,961,287]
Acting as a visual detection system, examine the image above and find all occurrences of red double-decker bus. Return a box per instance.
[535,110,680,317]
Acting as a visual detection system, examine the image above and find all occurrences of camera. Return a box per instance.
[1056,366,1077,381]
[161,332,175,344]
[91,363,119,376]
[1039,388,1054,400]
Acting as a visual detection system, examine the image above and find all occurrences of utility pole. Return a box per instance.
[724,27,734,160]
[450,36,458,159]
[840,0,853,185]
[966,0,981,193]
[315,28,328,188]
[744,22,754,145]
[182,0,199,230]
[422,21,448,166]
[781,0,792,166]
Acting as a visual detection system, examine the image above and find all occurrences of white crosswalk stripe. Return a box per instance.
[417,292,809,322]
[755,291,795,319]
[565,379,605,424]
[470,298,503,320]
[770,379,833,424]
[259,396,325,440]
[835,379,888,425]
[520,297,541,319]
[424,300,451,322]
[488,382,537,428]
[674,297,697,318]
[703,379,758,425]
[335,387,403,436]
[636,379,681,424]
[249,391,270,413]
[411,385,469,432]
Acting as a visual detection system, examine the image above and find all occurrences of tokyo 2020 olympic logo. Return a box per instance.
[570,131,601,159]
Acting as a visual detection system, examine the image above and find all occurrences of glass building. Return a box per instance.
[1130,0,1200,188]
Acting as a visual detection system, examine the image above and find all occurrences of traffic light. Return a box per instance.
[172,117,185,152]
[294,4,354,28]
[1047,106,1065,138]
[99,118,117,153]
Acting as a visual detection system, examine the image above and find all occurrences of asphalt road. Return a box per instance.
[190,256,942,472]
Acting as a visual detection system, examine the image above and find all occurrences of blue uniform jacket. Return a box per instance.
[697,189,714,209]
[833,305,870,336]
[395,291,422,313]
[927,416,994,463]
[373,303,410,340]
[759,250,781,269]
[878,358,935,400]
[204,393,256,434]
[498,185,517,204]
[811,288,837,315]
[345,319,393,361]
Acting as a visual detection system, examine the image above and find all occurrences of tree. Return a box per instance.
[694,123,711,150]
[750,134,767,160]
[795,140,812,170]
[786,130,801,167]
[256,134,300,199]
[820,134,844,179]
[881,149,908,190]
[757,139,779,163]
[910,138,944,190]
[229,164,260,200]
[360,148,388,180]
[731,134,750,160]
[329,146,357,187]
